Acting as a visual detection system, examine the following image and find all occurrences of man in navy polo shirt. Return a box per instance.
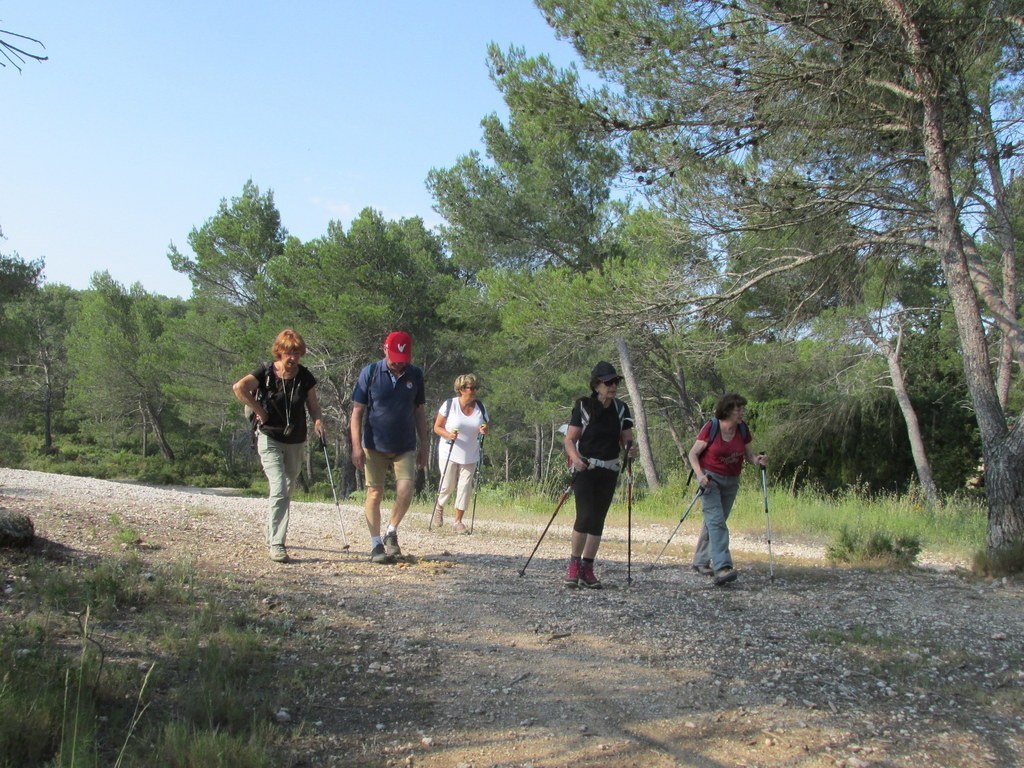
[350,331,429,563]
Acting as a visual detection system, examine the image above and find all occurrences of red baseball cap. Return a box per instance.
[384,331,413,362]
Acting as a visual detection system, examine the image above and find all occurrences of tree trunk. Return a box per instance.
[615,336,660,489]
[864,323,939,504]
[979,95,1020,408]
[544,423,560,486]
[891,2,1024,549]
[664,413,688,466]
[533,423,543,483]
[42,360,54,453]
[146,405,176,462]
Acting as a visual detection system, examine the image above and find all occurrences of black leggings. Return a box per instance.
[572,467,620,537]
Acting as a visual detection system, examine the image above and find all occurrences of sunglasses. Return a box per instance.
[463,386,478,391]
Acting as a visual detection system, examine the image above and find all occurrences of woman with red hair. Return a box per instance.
[233,329,326,562]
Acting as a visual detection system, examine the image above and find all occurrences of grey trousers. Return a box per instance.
[691,472,740,570]
[257,432,305,548]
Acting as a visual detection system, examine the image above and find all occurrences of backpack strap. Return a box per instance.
[443,397,487,422]
[579,401,592,435]
[579,398,625,437]
[364,360,380,409]
[701,417,749,453]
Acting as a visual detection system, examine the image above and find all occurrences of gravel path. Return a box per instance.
[2,468,1022,768]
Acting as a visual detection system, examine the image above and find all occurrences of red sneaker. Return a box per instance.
[564,558,580,588]
[579,562,603,589]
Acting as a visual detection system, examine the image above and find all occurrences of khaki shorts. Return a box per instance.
[364,449,416,487]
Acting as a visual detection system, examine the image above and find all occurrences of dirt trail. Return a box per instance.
[2,468,1022,767]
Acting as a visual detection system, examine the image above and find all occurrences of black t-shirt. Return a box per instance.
[569,397,633,461]
[252,362,317,444]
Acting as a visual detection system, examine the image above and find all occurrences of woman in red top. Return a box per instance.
[687,393,767,586]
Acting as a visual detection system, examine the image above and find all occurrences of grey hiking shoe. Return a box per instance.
[691,564,714,576]
[383,530,402,557]
[369,543,393,564]
[714,566,738,586]
[269,545,290,563]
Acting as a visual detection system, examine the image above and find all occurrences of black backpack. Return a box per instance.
[244,361,274,448]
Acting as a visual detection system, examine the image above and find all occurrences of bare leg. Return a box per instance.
[389,478,414,528]
[364,486,383,537]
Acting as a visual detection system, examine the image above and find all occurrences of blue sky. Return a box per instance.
[1,1,581,298]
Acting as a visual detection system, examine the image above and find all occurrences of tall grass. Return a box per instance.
[0,552,281,767]
[457,472,987,558]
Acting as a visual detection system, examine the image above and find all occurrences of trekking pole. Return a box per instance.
[647,479,714,572]
[624,441,634,585]
[321,440,350,551]
[760,454,774,581]
[430,429,458,531]
[518,471,577,577]
[468,431,485,535]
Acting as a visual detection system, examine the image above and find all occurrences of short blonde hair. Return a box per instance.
[454,373,478,394]
[272,329,307,358]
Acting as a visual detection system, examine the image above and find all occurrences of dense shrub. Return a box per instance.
[826,526,921,568]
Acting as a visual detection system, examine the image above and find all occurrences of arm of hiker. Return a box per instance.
[620,429,637,457]
[564,425,587,472]
[688,439,709,487]
[232,373,268,424]
[433,411,457,441]
[746,446,767,467]
[306,387,326,441]
[350,403,366,469]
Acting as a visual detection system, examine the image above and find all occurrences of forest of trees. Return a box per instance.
[2,1,1022,554]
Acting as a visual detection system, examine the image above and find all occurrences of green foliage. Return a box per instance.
[0,250,42,307]
[826,526,922,568]
[65,274,184,462]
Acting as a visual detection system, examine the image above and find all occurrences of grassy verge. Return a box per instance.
[421,470,988,563]
[0,543,395,767]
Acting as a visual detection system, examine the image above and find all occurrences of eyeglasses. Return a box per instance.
[463,386,478,391]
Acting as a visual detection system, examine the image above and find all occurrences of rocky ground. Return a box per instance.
[1,467,1022,767]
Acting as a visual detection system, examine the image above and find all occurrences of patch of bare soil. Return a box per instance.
[1,468,1022,767]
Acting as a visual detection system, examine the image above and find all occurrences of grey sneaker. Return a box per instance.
[269,546,289,563]
[383,530,402,557]
[691,564,714,576]
[369,543,393,564]
[714,566,738,586]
